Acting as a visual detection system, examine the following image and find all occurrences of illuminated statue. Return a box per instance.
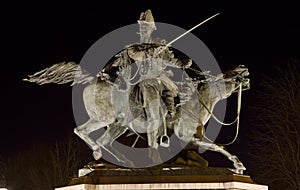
[24,10,250,174]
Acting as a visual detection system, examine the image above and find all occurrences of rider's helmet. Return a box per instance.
[137,9,156,44]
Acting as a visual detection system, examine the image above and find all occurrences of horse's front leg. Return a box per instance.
[190,137,246,174]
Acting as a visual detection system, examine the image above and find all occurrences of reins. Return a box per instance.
[198,83,242,146]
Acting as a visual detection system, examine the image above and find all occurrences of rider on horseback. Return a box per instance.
[98,9,192,121]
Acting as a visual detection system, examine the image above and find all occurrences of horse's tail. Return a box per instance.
[23,61,95,86]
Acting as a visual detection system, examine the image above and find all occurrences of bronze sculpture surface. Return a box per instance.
[24,9,250,175]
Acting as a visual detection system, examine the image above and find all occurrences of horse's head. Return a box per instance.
[220,65,250,98]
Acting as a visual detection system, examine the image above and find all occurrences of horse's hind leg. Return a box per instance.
[74,119,111,158]
[95,123,135,167]
[191,138,246,174]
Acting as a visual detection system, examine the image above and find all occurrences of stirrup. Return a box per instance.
[160,135,170,147]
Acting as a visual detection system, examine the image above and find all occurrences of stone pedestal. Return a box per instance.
[55,166,268,190]
[56,182,267,190]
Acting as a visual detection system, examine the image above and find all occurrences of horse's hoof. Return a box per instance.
[93,149,102,160]
[228,168,244,175]
[236,163,246,171]
[124,160,135,168]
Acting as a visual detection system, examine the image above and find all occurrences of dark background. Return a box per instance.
[1,1,299,174]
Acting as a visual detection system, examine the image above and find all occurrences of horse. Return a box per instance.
[24,60,249,174]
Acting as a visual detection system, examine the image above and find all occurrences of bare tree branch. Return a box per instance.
[249,60,300,190]
[4,133,91,189]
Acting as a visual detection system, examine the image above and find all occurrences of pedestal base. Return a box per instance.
[56,182,267,190]
[55,166,268,190]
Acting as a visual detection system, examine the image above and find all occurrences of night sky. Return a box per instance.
[1,1,299,173]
